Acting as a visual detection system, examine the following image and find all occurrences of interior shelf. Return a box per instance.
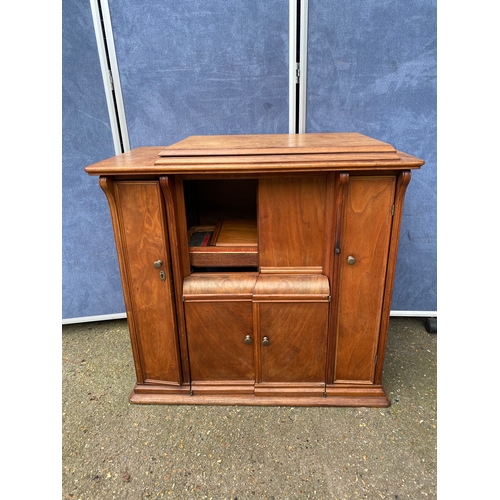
[188,218,258,268]
[183,178,258,269]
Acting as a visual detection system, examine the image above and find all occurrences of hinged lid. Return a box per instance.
[156,132,397,159]
[84,133,424,176]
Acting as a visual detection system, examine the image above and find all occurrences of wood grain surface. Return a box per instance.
[184,301,255,383]
[89,133,422,406]
[258,176,327,269]
[114,181,182,384]
[213,219,257,247]
[85,133,424,176]
[183,273,258,300]
[333,176,395,384]
[257,302,328,384]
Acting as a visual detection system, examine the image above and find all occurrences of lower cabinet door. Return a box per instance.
[184,301,255,392]
[256,302,328,395]
[253,274,330,397]
[182,273,257,395]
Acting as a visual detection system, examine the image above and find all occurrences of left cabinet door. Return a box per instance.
[101,178,183,385]
[182,273,258,396]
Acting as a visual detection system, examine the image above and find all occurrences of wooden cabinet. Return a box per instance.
[86,133,423,407]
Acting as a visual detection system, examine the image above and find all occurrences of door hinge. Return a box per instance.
[374,355,378,365]
[295,62,300,84]
[168,261,175,294]
[391,205,395,216]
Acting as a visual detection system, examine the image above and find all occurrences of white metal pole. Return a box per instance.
[297,0,308,134]
[99,0,130,152]
[89,0,130,153]
[289,0,298,134]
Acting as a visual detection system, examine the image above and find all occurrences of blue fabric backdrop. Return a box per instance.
[62,0,124,319]
[62,0,436,319]
[306,0,437,311]
[62,0,289,319]
[107,0,290,148]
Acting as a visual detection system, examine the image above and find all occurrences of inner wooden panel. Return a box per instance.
[334,176,396,384]
[258,176,327,270]
[213,219,257,246]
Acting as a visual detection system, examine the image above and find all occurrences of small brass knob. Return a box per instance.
[153,260,163,269]
[244,335,252,345]
[347,255,356,265]
[262,336,270,346]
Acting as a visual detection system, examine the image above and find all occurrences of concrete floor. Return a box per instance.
[62,317,436,499]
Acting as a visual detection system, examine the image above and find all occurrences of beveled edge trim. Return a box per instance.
[183,294,254,302]
[255,382,325,394]
[154,152,401,165]
[191,381,255,396]
[133,383,191,395]
[157,146,397,158]
[252,294,330,302]
[259,266,323,274]
[325,384,390,404]
[189,246,258,253]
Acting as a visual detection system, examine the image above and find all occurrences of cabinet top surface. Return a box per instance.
[157,132,395,156]
[85,132,424,176]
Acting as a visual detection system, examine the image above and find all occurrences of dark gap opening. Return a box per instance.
[295,0,301,134]
[191,267,258,274]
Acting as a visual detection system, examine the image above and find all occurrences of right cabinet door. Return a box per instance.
[253,274,330,397]
[333,176,396,384]
[258,302,328,384]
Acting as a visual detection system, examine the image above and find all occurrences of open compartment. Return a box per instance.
[183,179,258,269]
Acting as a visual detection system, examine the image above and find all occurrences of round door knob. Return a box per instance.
[244,335,252,345]
[262,336,270,346]
[347,255,356,265]
[153,260,163,269]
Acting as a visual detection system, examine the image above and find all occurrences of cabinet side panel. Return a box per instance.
[116,181,182,384]
[334,176,395,384]
[258,177,327,270]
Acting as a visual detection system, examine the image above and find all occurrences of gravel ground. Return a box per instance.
[62,317,436,499]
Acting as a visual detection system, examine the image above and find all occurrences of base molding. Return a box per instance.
[129,383,390,407]
[132,383,191,396]
[254,382,325,398]
[325,384,390,406]
[191,381,254,396]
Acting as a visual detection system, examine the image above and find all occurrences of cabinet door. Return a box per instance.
[112,180,182,385]
[184,301,255,384]
[258,302,328,385]
[333,176,396,384]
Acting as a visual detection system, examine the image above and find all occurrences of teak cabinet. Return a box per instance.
[85,133,424,407]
